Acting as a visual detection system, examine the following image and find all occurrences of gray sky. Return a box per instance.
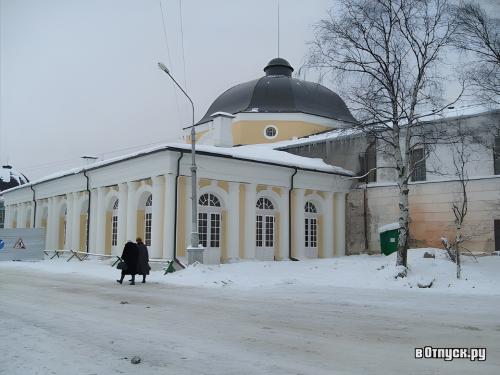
[0,0,332,180]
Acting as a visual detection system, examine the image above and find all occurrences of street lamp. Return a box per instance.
[158,62,201,263]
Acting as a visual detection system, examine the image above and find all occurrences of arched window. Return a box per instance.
[144,195,152,246]
[111,199,119,247]
[198,193,221,249]
[304,202,318,248]
[256,198,275,248]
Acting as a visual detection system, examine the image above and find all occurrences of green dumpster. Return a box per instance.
[379,223,399,255]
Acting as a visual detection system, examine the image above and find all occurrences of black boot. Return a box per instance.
[130,275,135,285]
[142,275,146,283]
[117,275,124,284]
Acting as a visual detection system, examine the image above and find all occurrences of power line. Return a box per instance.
[178,0,188,91]
[159,0,183,131]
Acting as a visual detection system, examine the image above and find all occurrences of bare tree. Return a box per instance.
[453,1,500,104]
[449,124,471,279]
[308,0,461,270]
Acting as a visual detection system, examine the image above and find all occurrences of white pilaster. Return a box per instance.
[126,181,138,242]
[244,183,256,259]
[227,182,240,261]
[89,189,98,253]
[151,175,165,259]
[117,183,128,253]
[4,205,12,228]
[71,193,81,251]
[324,191,334,258]
[293,189,306,259]
[65,194,74,250]
[334,192,346,256]
[185,177,192,247]
[163,173,176,260]
[95,187,106,254]
[47,197,56,249]
[16,205,23,228]
[279,189,289,260]
[34,201,42,228]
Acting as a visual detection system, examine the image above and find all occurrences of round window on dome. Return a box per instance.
[264,125,278,139]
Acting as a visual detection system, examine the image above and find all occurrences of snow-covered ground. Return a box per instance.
[2,248,498,294]
[1,249,499,374]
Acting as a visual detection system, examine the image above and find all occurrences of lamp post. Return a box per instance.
[158,62,201,263]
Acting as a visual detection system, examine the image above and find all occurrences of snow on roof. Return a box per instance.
[0,142,354,195]
[276,104,499,149]
[274,127,363,149]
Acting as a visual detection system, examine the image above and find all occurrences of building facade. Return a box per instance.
[285,108,500,253]
[1,58,356,263]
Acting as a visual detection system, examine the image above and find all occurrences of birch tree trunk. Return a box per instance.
[397,179,410,268]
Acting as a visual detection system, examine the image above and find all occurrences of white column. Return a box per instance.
[293,189,305,259]
[324,191,334,258]
[163,173,176,260]
[117,183,128,253]
[64,194,74,250]
[185,177,192,247]
[151,175,165,259]
[244,183,256,259]
[71,193,81,251]
[16,204,23,228]
[279,188,289,260]
[95,187,106,254]
[47,197,57,249]
[334,192,346,256]
[227,182,240,262]
[45,199,52,248]
[34,201,42,228]
[126,181,138,242]
[4,205,12,228]
[89,189,98,253]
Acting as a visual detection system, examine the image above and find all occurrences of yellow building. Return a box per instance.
[1,58,357,265]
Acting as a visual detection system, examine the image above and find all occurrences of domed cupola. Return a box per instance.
[197,57,356,125]
[263,57,294,77]
[0,165,29,192]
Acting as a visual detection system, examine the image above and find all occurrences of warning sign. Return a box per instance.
[13,238,26,249]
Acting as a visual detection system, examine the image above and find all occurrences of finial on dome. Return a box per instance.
[264,58,294,77]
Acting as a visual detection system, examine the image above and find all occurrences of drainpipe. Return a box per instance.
[29,185,37,228]
[83,170,91,253]
[173,152,186,269]
[288,168,299,261]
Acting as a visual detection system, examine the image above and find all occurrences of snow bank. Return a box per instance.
[1,248,498,295]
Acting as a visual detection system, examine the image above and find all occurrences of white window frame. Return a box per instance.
[263,125,278,139]
[198,193,222,250]
[144,195,152,246]
[111,199,119,247]
[256,197,275,249]
[304,201,318,249]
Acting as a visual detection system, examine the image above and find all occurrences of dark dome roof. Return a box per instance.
[197,58,356,125]
[0,165,29,192]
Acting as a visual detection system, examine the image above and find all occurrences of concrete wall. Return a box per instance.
[354,177,500,254]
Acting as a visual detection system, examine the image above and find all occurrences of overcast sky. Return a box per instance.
[0,0,333,180]
[1,0,497,181]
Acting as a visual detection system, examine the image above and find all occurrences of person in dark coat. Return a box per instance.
[117,240,138,285]
[135,237,150,283]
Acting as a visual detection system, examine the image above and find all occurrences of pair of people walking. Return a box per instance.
[117,237,150,285]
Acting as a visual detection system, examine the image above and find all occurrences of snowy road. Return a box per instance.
[1,267,499,375]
